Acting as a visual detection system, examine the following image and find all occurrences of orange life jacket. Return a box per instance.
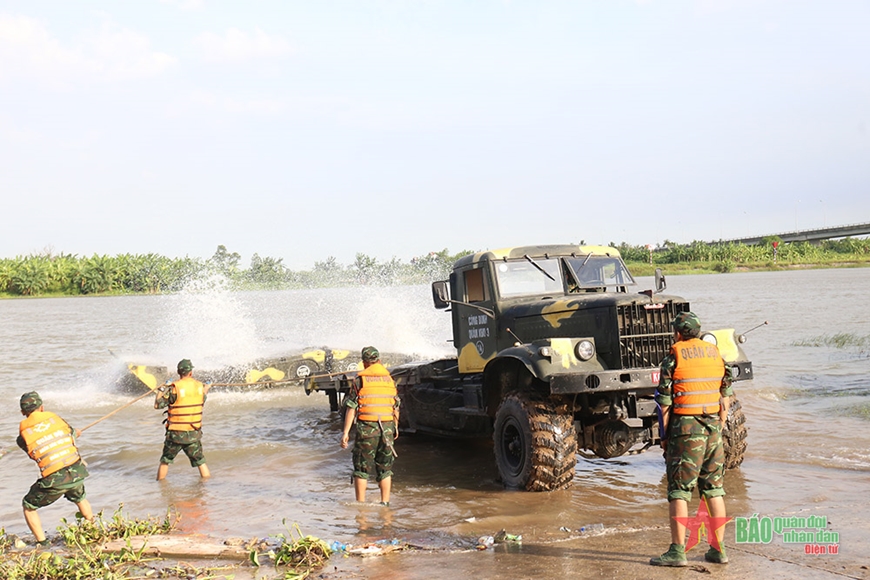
[356,363,397,422]
[19,410,81,478]
[166,376,205,431]
[671,338,726,416]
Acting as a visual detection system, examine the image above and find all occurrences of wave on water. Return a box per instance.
[805,450,870,471]
[31,360,148,410]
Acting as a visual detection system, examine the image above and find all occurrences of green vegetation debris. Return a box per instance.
[58,504,179,547]
[793,334,870,349]
[0,504,232,580]
[250,520,332,580]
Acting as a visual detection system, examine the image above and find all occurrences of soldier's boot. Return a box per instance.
[650,544,688,567]
[705,546,729,564]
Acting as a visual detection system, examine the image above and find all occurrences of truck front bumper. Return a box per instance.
[550,368,659,394]
[549,360,753,394]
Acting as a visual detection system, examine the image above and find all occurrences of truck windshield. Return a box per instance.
[494,258,563,298]
[565,255,635,290]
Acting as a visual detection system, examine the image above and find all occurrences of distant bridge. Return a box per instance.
[716,222,870,245]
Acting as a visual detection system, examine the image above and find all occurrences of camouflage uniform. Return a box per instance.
[17,433,89,510]
[344,386,399,482]
[156,389,207,467]
[656,349,733,502]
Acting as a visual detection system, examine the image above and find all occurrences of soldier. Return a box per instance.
[651,312,733,567]
[155,359,211,480]
[17,391,94,546]
[340,346,400,505]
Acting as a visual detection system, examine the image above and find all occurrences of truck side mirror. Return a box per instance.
[432,280,450,309]
[654,268,667,293]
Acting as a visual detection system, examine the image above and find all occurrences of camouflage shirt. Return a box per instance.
[655,351,734,408]
[17,427,89,488]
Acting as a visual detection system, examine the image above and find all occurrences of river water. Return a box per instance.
[1,269,869,577]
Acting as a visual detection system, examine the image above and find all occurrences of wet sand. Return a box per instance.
[320,524,870,580]
[9,519,867,580]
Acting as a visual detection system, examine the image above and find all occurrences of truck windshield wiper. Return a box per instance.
[524,255,556,282]
[568,253,597,286]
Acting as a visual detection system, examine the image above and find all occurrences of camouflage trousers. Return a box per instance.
[352,421,396,482]
[23,461,89,510]
[160,429,206,467]
[666,415,725,502]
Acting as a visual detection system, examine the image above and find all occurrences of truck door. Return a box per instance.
[456,266,497,373]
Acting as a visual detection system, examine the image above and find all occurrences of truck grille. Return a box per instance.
[616,302,689,368]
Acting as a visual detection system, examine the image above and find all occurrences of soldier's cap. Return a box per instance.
[177,359,194,374]
[361,346,380,363]
[20,391,42,413]
[672,311,701,333]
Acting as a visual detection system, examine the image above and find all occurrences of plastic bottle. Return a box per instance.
[578,523,605,534]
[477,535,495,549]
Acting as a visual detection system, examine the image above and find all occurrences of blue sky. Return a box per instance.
[1,0,868,269]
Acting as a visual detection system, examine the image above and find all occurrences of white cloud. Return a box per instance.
[0,13,177,86]
[192,27,292,63]
[82,19,177,80]
[186,89,287,115]
[158,0,205,11]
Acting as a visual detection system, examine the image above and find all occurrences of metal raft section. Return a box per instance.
[616,301,689,369]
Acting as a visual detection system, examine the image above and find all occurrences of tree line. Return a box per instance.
[0,246,473,296]
[2,238,869,297]
[613,236,870,274]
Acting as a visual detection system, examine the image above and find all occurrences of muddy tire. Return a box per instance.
[722,397,748,469]
[493,393,577,491]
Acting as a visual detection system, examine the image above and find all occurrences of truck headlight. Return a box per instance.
[701,333,718,346]
[575,340,595,361]
[538,346,551,358]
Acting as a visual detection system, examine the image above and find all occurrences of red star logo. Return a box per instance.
[673,498,733,551]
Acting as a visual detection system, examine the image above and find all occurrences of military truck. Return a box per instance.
[308,245,751,491]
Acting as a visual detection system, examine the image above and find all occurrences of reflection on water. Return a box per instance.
[1,270,869,558]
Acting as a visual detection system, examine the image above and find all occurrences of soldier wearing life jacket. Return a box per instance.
[340,346,400,505]
[154,359,212,481]
[651,312,734,568]
[17,391,94,546]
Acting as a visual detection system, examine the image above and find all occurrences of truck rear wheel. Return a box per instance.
[722,397,748,469]
[493,393,577,491]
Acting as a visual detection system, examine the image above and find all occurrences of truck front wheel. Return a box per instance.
[722,396,748,469]
[493,394,577,491]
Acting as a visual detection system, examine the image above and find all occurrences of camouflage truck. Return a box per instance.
[308,244,752,491]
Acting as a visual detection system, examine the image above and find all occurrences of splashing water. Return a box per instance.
[152,274,263,369]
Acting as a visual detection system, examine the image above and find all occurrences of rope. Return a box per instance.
[207,369,359,389]
[80,388,157,433]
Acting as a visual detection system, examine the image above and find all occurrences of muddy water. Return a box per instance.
[2,269,869,577]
